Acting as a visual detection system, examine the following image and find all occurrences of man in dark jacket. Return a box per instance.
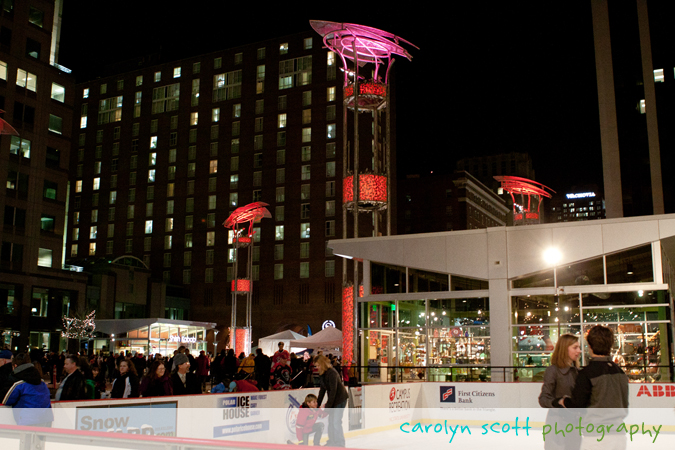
[254,349,271,390]
[55,354,86,401]
[170,353,200,395]
[1,353,53,426]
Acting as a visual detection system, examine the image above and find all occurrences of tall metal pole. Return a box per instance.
[231,227,238,355]
[386,66,393,236]
[246,241,253,354]
[352,41,360,368]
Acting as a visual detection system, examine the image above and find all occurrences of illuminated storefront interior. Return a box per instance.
[330,214,675,383]
[95,318,215,356]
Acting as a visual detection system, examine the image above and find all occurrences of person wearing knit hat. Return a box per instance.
[170,352,200,395]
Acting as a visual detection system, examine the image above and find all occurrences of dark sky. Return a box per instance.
[59,2,603,194]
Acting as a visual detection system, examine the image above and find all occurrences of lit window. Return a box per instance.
[148,169,156,182]
[639,99,646,114]
[208,195,216,210]
[278,113,287,128]
[301,146,311,161]
[300,242,310,259]
[212,108,220,122]
[303,91,312,106]
[301,223,310,239]
[82,87,89,98]
[37,248,52,267]
[300,262,310,278]
[301,165,311,180]
[302,127,311,143]
[10,136,31,158]
[51,83,65,102]
[276,187,285,203]
[152,83,180,113]
[275,225,284,240]
[173,67,181,78]
[326,200,335,217]
[48,115,62,134]
[327,86,336,102]
[327,124,336,139]
[145,220,153,234]
[258,48,266,60]
[230,193,238,207]
[326,260,335,277]
[165,235,172,249]
[93,178,100,190]
[276,168,285,184]
[326,162,336,177]
[230,174,239,189]
[301,184,310,200]
[16,69,37,91]
[326,220,335,236]
[213,70,242,101]
[149,152,157,166]
[654,68,664,82]
[280,43,288,54]
[190,112,198,125]
[154,71,161,82]
[206,231,215,246]
[304,38,313,50]
[302,109,311,124]
[276,206,284,221]
[279,56,312,89]
[193,62,200,74]
[150,136,157,149]
[98,96,123,124]
[90,226,97,239]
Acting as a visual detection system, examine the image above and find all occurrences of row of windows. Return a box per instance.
[82,39,323,99]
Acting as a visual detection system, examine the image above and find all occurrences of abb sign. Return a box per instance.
[636,385,675,397]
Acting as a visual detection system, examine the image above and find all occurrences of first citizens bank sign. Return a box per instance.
[440,386,495,404]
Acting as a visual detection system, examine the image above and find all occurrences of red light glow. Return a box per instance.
[344,82,386,98]
[343,174,387,204]
[342,287,354,368]
[235,328,249,354]
[231,279,251,293]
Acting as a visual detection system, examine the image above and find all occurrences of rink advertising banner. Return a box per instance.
[74,402,177,436]
[213,393,270,438]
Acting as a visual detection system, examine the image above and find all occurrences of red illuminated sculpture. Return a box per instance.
[312,21,416,375]
[494,176,555,224]
[223,202,271,355]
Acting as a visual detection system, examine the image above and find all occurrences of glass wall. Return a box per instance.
[511,290,672,382]
[359,296,490,383]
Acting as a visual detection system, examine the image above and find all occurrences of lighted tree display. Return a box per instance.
[61,310,96,339]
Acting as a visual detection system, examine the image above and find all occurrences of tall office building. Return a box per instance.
[67,31,387,344]
[592,0,675,218]
[0,0,86,351]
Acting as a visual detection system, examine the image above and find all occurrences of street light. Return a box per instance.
[543,247,562,266]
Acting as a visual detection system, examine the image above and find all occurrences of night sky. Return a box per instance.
[59,2,604,195]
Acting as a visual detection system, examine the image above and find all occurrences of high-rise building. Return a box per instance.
[548,186,606,223]
[398,171,509,234]
[67,31,387,344]
[592,0,675,218]
[456,152,535,192]
[0,0,87,351]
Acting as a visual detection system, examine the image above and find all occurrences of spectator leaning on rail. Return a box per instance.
[1,352,53,426]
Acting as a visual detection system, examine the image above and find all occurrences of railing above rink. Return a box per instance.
[0,423,359,450]
[347,364,674,384]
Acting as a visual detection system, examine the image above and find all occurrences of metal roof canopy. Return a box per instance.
[96,318,216,336]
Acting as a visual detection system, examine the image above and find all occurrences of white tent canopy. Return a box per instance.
[258,330,306,356]
[290,326,342,350]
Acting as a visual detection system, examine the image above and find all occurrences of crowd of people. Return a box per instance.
[0,342,346,402]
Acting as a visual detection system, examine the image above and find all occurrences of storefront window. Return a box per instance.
[360,302,394,328]
[556,257,604,286]
[0,283,17,315]
[398,300,425,327]
[511,269,554,288]
[363,329,394,382]
[398,328,427,380]
[582,290,667,307]
[451,275,488,291]
[428,298,489,326]
[512,295,580,325]
[428,326,490,365]
[31,288,48,317]
[606,244,653,284]
[371,262,406,294]
[408,268,448,292]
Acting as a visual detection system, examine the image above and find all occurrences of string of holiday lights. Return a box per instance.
[61,310,96,339]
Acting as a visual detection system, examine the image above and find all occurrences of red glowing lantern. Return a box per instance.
[342,287,354,368]
[343,174,388,207]
[231,279,251,293]
[235,328,249,354]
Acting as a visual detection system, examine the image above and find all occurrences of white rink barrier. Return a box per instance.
[0,382,674,448]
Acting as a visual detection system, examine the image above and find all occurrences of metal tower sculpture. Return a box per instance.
[223,202,271,355]
[311,21,417,371]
